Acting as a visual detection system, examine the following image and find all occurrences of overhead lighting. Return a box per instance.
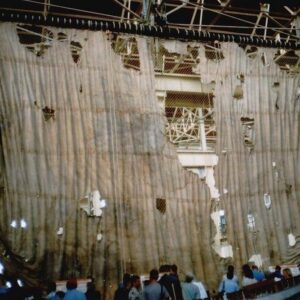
[10,220,17,228]
[17,279,23,287]
[264,193,271,209]
[57,227,64,236]
[0,262,4,274]
[260,3,270,13]
[99,199,106,209]
[275,33,281,43]
[20,219,27,228]
[97,233,103,241]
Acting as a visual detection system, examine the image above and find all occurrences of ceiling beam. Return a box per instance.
[112,0,141,19]
[2,8,299,49]
[189,0,201,29]
[206,0,231,31]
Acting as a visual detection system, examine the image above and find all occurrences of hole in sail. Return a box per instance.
[241,117,255,150]
[204,42,224,61]
[16,24,53,57]
[70,41,82,64]
[111,36,141,71]
[156,198,166,214]
[42,106,55,121]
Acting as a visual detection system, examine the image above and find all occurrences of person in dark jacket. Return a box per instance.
[271,265,283,280]
[159,265,183,300]
[85,282,101,300]
[114,274,132,300]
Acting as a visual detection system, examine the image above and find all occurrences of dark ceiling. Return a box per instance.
[0,0,299,40]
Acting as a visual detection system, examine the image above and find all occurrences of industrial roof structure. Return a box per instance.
[1,0,299,43]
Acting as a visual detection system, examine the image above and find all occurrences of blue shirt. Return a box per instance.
[181,282,201,300]
[64,289,86,300]
[218,278,239,294]
[253,270,265,282]
[143,282,169,300]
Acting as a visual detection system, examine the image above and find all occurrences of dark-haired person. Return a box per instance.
[218,266,239,297]
[271,265,283,281]
[159,265,183,300]
[85,281,101,300]
[169,265,184,300]
[46,281,57,299]
[128,275,142,300]
[222,266,238,283]
[241,264,257,287]
[144,269,170,300]
[114,274,132,300]
[64,279,86,300]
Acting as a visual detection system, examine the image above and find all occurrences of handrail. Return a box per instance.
[212,276,300,300]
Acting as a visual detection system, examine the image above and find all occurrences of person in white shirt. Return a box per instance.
[181,273,201,300]
[192,280,208,300]
[241,264,257,287]
[218,265,240,298]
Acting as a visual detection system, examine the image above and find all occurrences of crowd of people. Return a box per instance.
[0,277,101,300]
[114,263,300,300]
[0,263,299,300]
[216,264,299,299]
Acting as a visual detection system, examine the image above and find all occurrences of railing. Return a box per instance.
[211,275,300,300]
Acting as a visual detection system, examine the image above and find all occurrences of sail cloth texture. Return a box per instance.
[192,42,300,267]
[0,22,300,298]
[0,23,212,297]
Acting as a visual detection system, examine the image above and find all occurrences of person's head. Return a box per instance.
[275,265,281,272]
[242,264,254,279]
[252,265,258,271]
[66,279,77,290]
[227,265,234,280]
[159,265,171,274]
[282,268,292,279]
[170,264,178,275]
[185,272,194,283]
[47,281,56,294]
[131,275,141,289]
[122,273,132,289]
[149,269,159,281]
